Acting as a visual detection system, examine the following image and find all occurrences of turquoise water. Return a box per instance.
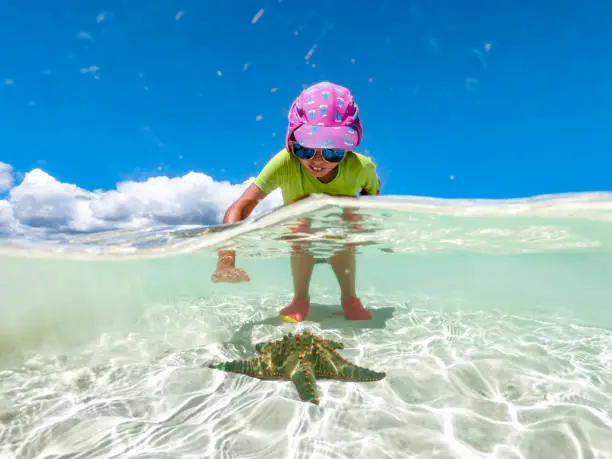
[1,194,612,458]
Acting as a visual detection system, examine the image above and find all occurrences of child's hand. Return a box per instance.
[211,267,251,283]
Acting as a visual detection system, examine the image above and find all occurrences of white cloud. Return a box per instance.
[0,200,15,227]
[0,165,282,237]
[0,162,14,191]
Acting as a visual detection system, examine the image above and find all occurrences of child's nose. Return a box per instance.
[312,150,325,161]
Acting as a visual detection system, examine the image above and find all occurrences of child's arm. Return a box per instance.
[211,149,287,282]
[215,183,268,276]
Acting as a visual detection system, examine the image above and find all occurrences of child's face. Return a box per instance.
[291,143,339,179]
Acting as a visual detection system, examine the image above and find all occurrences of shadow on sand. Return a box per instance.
[224,303,396,352]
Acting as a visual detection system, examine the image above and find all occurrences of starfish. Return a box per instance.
[207,331,386,405]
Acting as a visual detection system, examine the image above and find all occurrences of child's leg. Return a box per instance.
[280,218,314,323]
[290,251,316,300]
[328,208,374,321]
[327,245,357,301]
[328,246,372,320]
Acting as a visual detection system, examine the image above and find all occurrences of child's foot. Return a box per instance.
[280,296,310,323]
[340,296,372,321]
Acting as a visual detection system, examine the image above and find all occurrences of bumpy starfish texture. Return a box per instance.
[207,331,386,405]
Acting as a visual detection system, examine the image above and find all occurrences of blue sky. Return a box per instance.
[0,0,611,234]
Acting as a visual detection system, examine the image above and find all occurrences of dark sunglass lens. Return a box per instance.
[323,149,346,162]
[293,144,315,159]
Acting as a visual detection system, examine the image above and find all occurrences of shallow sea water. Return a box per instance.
[1,194,612,458]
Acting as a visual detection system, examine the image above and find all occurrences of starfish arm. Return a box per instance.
[314,348,386,382]
[255,337,285,354]
[332,362,386,381]
[289,361,320,405]
[327,340,344,350]
[255,342,271,354]
[316,337,344,350]
[208,356,281,379]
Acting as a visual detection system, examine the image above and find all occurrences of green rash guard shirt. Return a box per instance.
[253,148,380,205]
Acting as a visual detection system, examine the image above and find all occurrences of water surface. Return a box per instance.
[1,194,612,458]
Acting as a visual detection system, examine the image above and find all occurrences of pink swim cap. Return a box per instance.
[286,81,363,151]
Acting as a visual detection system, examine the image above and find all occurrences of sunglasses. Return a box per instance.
[291,143,347,163]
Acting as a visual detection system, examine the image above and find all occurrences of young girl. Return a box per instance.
[211,81,381,323]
